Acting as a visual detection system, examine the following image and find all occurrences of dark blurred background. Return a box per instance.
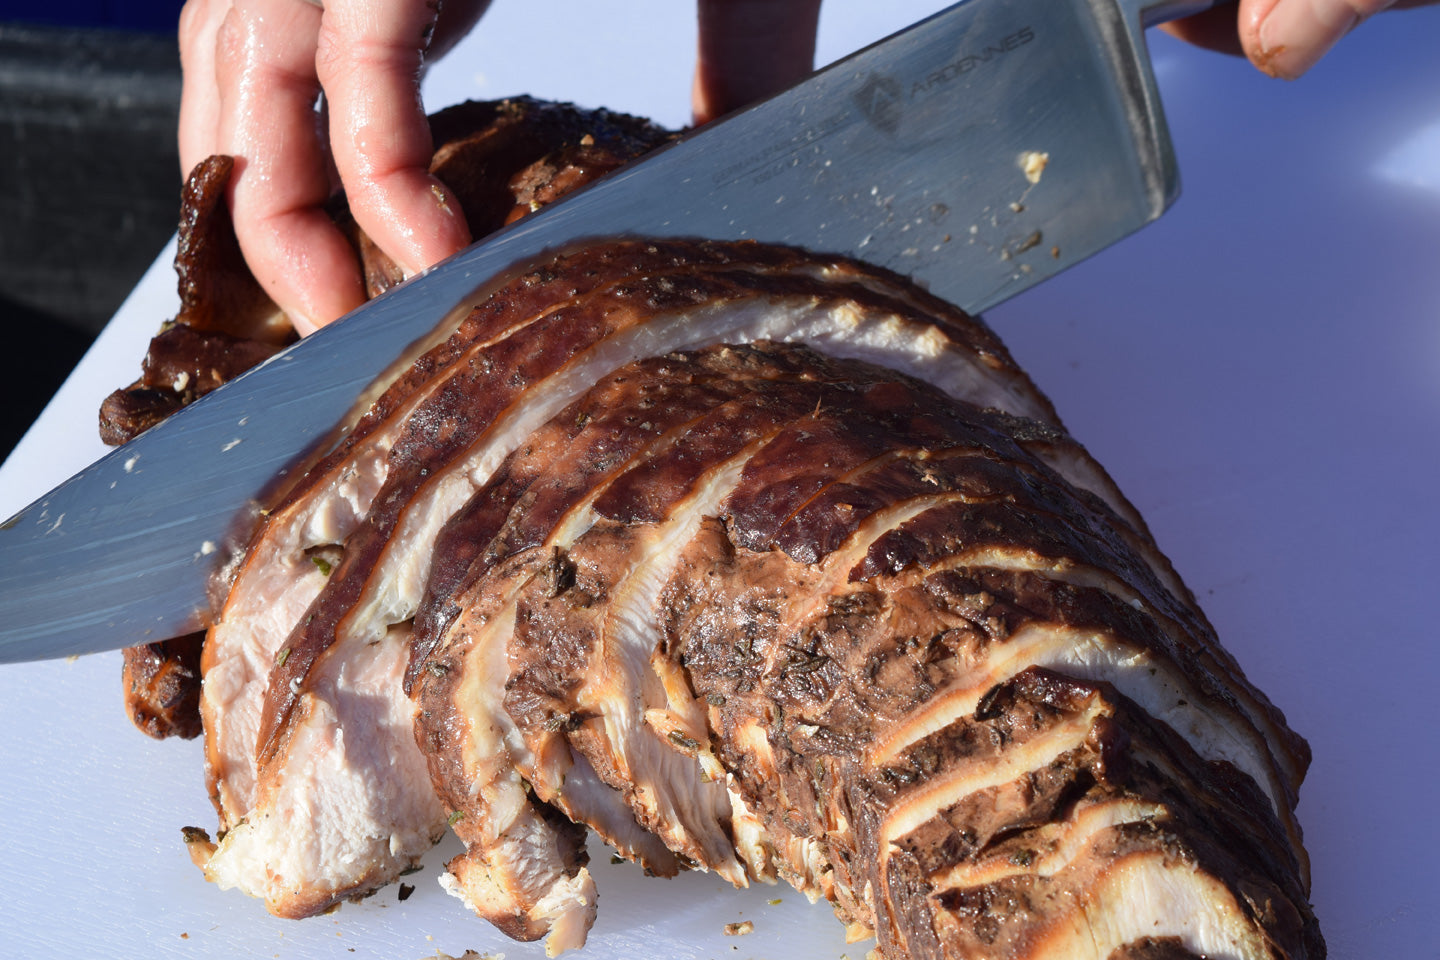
[0,1,185,458]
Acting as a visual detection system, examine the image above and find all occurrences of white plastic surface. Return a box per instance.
[2,2,1438,957]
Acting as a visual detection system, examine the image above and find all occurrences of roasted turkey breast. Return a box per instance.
[107,100,1321,960]
[188,239,1318,958]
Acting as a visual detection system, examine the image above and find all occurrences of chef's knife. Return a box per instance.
[0,0,1219,662]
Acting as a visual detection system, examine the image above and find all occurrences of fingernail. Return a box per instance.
[1257,0,1359,78]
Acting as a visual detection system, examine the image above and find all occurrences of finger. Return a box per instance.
[215,0,365,333]
[316,0,471,279]
[693,0,823,125]
[1240,0,1398,78]
[178,0,232,177]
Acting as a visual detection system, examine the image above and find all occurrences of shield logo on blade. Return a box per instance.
[852,73,903,135]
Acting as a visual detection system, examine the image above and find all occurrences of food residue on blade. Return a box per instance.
[1019,150,1050,184]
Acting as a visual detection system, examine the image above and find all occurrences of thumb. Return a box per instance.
[1240,0,1396,78]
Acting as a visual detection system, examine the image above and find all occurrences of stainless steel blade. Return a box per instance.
[0,0,1211,661]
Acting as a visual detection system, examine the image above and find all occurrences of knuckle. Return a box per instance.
[313,24,346,81]
[178,0,227,67]
[177,0,205,45]
[212,7,248,70]
[316,34,422,88]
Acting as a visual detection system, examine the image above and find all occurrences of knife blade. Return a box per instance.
[0,0,1217,662]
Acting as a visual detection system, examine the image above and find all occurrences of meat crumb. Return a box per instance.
[724,920,755,936]
[180,825,216,869]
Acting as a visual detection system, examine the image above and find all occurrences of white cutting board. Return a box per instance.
[2,2,1438,957]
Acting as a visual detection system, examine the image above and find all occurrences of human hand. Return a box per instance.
[692,0,823,125]
[1163,0,1439,79]
[178,0,490,335]
[180,0,827,336]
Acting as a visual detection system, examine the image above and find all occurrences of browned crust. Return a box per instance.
[170,157,288,342]
[121,632,204,739]
[402,337,1319,957]
[1106,937,1210,960]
